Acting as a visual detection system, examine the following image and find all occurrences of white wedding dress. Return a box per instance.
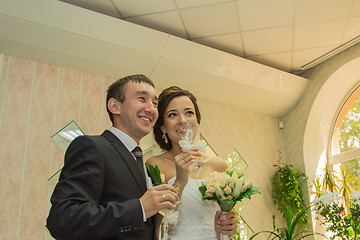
[165,177,220,240]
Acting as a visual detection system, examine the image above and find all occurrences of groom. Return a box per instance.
[47,74,179,240]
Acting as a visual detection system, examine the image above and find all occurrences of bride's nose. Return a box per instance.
[178,113,186,124]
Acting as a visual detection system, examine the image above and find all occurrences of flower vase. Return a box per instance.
[219,211,230,240]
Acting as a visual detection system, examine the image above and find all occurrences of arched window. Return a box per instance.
[303,57,360,239]
[330,85,360,191]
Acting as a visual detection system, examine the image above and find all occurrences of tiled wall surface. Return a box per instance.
[0,53,282,239]
[198,100,284,231]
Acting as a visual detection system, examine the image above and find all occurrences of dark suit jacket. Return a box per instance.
[47,130,157,240]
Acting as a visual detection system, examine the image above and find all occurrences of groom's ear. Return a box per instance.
[108,98,121,114]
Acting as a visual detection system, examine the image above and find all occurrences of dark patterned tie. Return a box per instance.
[132,146,145,178]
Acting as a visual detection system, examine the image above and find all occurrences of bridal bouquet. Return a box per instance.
[199,170,260,211]
[199,170,260,239]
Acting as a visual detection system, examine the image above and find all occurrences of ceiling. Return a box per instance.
[59,0,360,74]
[1,0,357,117]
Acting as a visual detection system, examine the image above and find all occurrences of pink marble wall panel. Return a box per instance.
[0,54,9,120]
[19,62,59,239]
[80,73,104,135]
[0,56,35,239]
[0,218,19,240]
[55,68,82,130]
[51,68,82,177]
[103,77,114,130]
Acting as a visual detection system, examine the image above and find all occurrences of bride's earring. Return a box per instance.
[162,131,168,144]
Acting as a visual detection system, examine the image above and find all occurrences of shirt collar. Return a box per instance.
[109,126,138,152]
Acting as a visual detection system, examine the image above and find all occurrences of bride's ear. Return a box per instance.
[160,126,166,134]
[108,98,120,114]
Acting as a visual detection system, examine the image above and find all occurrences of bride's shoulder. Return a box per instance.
[146,153,167,165]
[146,153,175,179]
[205,155,227,172]
[146,153,166,165]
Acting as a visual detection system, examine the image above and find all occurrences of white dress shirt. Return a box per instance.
[109,127,151,221]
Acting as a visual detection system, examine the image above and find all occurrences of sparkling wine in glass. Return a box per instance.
[177,124,206,171]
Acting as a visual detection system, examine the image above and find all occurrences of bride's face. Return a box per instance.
[162,95,199,145]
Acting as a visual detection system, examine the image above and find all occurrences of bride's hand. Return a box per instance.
[174,148,202,185]
[214,211,237,238]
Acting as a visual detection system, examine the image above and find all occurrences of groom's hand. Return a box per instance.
[140,184,179,218]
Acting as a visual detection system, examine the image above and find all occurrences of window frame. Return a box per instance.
[328,85,360,165]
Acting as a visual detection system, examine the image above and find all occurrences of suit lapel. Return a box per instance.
[102,130,147,193]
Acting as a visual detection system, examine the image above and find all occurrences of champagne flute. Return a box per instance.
[177,124,206,171]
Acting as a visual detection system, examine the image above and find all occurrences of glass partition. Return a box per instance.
[48,121,84,187]
[51,120,84,154]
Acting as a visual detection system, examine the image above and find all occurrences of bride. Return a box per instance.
[147,86,237,240]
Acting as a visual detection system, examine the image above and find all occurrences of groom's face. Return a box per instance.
[117,81,158,143]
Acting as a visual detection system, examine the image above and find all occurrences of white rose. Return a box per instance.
[206,184,216,194]
[205,190,214,197]
[233,177,245,197]
[241,181,251,193]
[214,183,224,197]
[224,186,232,195]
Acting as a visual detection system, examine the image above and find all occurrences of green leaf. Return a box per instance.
[147,164,165,185]
[199,184,207,197]
[217,198,237,212]
[271,161,308,228]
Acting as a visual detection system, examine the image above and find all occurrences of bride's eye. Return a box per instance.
[186,110,195,115]
[167,112,177,118]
